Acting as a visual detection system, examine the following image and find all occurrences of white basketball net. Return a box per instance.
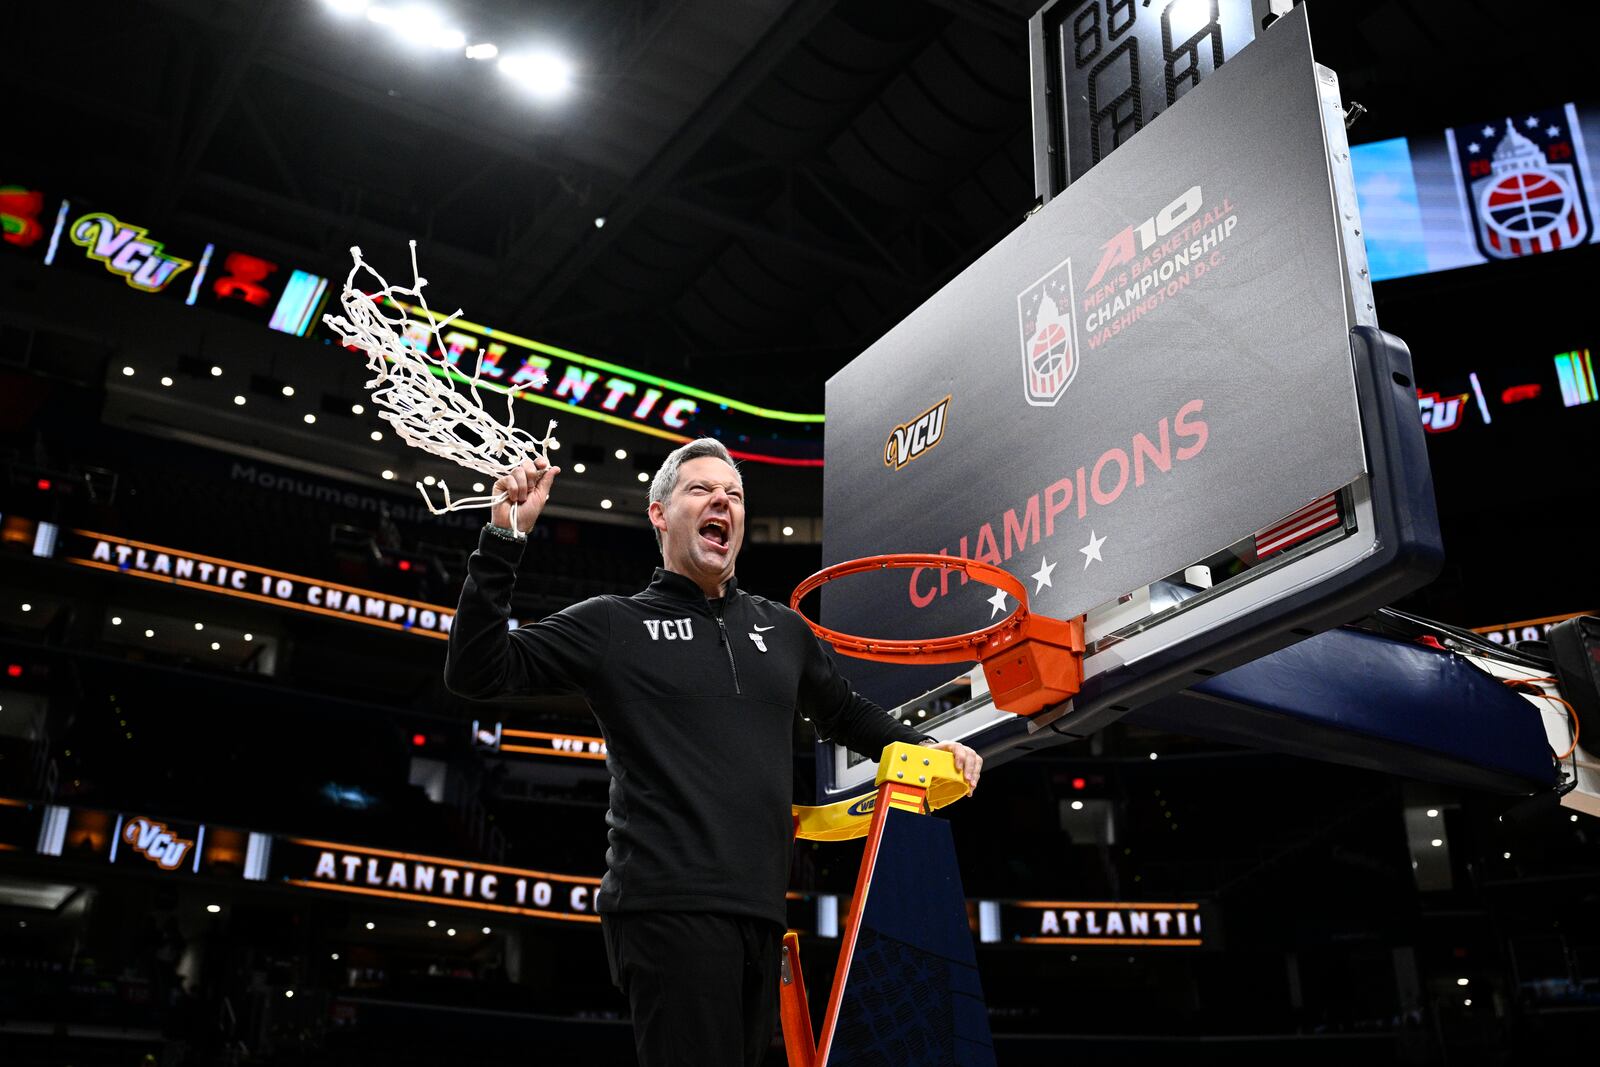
[321,242,557,525]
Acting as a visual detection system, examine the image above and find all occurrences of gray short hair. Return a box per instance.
[648,438,741,549]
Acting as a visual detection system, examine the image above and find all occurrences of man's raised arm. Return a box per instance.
[443,455,607,701]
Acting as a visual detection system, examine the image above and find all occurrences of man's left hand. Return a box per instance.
[924,741,982,794]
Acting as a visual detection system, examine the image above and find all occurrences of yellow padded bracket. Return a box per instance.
[791,741,970,842]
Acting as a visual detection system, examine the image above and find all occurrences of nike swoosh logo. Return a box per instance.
[753,624,775,632]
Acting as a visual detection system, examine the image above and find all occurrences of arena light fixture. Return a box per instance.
[194,622,204,630]
[352,403,364,415]
[465,42,497,60]
[1148,752,1158,760]
[324,0,370,15]
[121,366,134,377]
[1071,800,1084,810]
[210,365,223,377]
[285,990,295,999]
[371,431,383,442]
[111,616,122,625]
[782,526,794,537]
[1456,978,1469,986]
[367,4,466,51]
[1431,838,1443,847]
[427,919,437,928]
[423,475,437,486]
[331,952,340,960]
[160,376,173,387]
[365,921,375,930]
[20,603,31,613]
[481,926,491,934]
[614,449,627,460]
[573,462,586,474]
[304,414,317,424]
[210,642,221,651]
[207,904,222,913]
[472,482,485,492]
[234,395,246,406]
[382,470,395,480]
[1426,808,1439,817]
[499,51,574,99]
[447,927,456,936]
[144,629,154,638]
[283,385,296,397]
[594,217,606,228]
[244,633,254,642]
[636,472,649,483]
[600,498,613,510]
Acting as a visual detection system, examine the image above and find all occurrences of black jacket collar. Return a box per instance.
[646,567,739,603]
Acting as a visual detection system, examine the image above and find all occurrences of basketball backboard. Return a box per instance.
[814,8,1443,797]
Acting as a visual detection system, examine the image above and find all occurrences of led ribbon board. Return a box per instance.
[389,303,823,465]
[1350,101,1600,281]
[64,531,456,639]
[278,838,602,923]
[1,183,824,461]
[997,899,1213,947]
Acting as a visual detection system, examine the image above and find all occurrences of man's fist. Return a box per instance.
[924,740,983,794]
[491,455,561,534]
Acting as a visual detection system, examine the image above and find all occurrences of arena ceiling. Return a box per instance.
[9,0,1573,412]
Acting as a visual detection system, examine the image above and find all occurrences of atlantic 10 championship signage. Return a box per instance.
[823,12,1366,706]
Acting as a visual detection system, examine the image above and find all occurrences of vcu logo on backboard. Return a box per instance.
[884,395,950,470]
[1017,258,1079,406]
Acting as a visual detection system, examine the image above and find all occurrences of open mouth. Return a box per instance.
[699,519,730,551]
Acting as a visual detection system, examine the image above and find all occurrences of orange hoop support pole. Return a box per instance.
[790,553,1086,715]
[779,932,816,1067]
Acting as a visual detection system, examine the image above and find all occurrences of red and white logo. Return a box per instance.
[1417,390,1470,433]
[1457,115,1590,260]
[1017,259,1080,407]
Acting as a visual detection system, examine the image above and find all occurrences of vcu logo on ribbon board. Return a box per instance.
[123,817,195,871]
[1451,108,1592,261]
[884,395,950,470]
[1017,259,1080,406]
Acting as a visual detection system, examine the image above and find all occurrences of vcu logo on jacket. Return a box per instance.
[643,618,695,641]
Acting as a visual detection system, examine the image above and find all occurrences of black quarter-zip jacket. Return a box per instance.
[445,529,928,926]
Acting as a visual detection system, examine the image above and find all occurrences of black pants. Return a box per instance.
[602,911,783,1067]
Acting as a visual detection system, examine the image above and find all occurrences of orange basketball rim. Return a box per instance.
[790,553,1086,716]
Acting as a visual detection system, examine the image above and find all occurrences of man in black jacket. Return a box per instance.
[445,437,981,1067]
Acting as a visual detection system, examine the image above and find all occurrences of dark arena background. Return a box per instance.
[2,1,1597,1065]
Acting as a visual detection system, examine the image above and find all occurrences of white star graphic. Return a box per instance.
[1525,116,1539,128]
[1467,141,1480,153]
[1481,125,1495,138]
[1547,125,1560,138]
[987,586,1009,619]
[1031,556,1057,592]
[1079,530,1107,569]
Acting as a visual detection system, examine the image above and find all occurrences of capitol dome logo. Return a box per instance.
[1456,112,1592,261]
[1017,258,1080,407]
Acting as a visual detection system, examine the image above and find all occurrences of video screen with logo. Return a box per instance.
[1351,101,1600,281]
